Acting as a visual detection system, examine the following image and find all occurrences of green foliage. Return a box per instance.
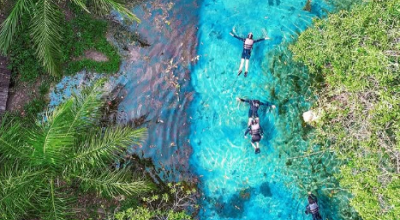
[0,0,139,76]
[23,97,47,117]
[323,0,363,11]
[263,45,359,219]
[114,207,154,220]
[113,207,191,220]
[31,0,63,74]
[8,4,122,83]
[0,80,152,219]
[62,8,121,75]
[291,0,400,219]
[112,182,195,220]
[7,16,46,82]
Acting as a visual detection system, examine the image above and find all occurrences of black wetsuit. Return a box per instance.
[232,34,266,59]
[244,123,264,143]
[239,98,273,118]
[305,194,323,220]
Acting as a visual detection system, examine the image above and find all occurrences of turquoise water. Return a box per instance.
[48,0,340,218]
[189,0,329,219]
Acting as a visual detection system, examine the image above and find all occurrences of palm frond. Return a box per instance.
[69,126,147,170]
[35,177,70,220]
[28,99,75,167]
[29,177,72,220]
[91,0,140,23]
[75,168,153,197]
[0,0,31,54]
[0,115,30,162]
[30,0,63,75]
[0,164,42,219]
[67,78,107,134]
[70,0,90,13]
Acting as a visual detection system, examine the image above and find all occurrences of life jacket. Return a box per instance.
[251,123,260,135]
[244,38,254,50]
[309,202,319,214]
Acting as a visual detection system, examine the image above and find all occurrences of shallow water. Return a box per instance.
[189,0,330,219]
[48,0,340,219]
[115,0,201,181]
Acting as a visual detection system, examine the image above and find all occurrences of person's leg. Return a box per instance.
[312,213,320,220]
[312,214,317,220]
[244,59,249,76]
[251,142,257,150]
[238,59,245,75]
[255,142,261,154]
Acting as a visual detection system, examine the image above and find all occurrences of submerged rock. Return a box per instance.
[303,0,312,12]
[260,182,273,197]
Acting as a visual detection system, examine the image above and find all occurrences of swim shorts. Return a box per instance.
[251,134,261,143]
[241,49,251,59]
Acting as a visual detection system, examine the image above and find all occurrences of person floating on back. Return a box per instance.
[305,192,323,220]
[236,97,275,126]
[230,31,270,77]
[244,118,263,154]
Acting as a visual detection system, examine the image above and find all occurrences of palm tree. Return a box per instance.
[0,79,152,219]
[0,0,140,75]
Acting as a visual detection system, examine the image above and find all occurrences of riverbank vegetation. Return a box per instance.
[0,80,151,219]
[0,0,138,76]
[265,44,359,219]
[290,0,400,219]
[3,2,128,116]
[0,80,196,219]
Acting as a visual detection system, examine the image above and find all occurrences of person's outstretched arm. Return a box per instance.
[230,32,245,41]
[260,101,273,107]
[254,36,270,43]
[237,97,249,103]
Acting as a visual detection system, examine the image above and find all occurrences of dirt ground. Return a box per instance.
[6,77,45,112]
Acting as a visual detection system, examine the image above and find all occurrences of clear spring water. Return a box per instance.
[189,0,330,219]
[48,0,340,219]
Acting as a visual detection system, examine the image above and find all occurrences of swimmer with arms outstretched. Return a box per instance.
[237,97,275,126]
[230,30,270,77]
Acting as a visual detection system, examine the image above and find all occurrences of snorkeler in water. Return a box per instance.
[236,98,275,126]
[230,31,270,77]
[244,118,263,154]
[305,192,323,220]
